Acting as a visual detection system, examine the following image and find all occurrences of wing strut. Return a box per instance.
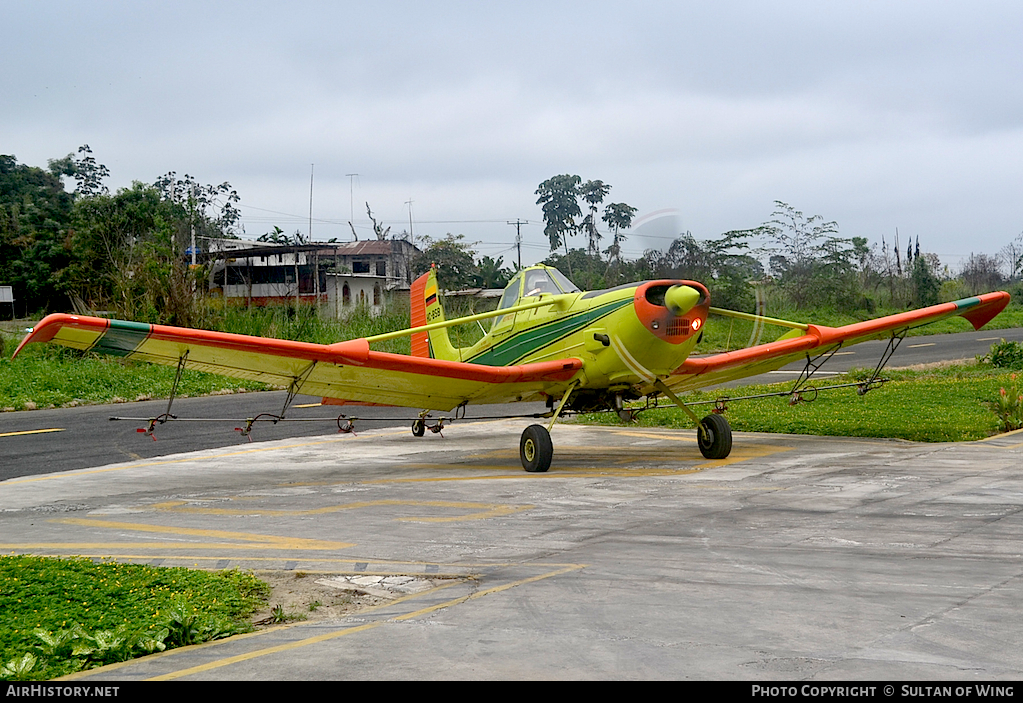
[857,329,907,396]
[787,344,845,403]
[280,361,318,420]
[135,351,189,440]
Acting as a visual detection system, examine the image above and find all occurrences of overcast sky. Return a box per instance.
[4,1,1022,269]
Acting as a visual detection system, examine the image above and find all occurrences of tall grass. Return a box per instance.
[212,300,414,354]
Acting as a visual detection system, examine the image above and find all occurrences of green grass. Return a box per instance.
[581,365,1016,442]
[0,556,269,680]
[0,344,270,411]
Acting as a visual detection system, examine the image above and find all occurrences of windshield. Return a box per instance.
[549,268,580,293]
[523,270,559,297]
[497,273,523,310]
[491,267,579,330]
[522,267,580,297]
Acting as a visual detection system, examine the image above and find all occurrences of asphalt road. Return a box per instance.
[2,326,1021,481]
[0,394,549,481]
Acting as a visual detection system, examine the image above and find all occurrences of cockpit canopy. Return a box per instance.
[496,266,580,312]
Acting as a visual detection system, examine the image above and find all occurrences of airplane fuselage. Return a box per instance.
[450,270,710,399]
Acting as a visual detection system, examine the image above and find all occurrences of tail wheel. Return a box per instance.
[520,424,553,473]
[698,414,732,460]
[411,419,426,437]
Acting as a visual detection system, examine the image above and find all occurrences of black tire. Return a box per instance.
[412,419,425,437]
[698,414,732,460]
[520,424,554,473]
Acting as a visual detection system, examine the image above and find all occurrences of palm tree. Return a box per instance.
[602,202,637,283]
[535,175,582,254]
[579,180,611,256]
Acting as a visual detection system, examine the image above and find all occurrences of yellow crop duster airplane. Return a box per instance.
[15,265,1010,472]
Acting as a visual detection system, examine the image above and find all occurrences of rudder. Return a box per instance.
[409,267,459,360]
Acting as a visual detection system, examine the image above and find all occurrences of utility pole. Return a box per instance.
[306,164,314,310]
[308,164,314,243]
[405,199,414,241]
[507,220,527,270]
[345,173,358,223]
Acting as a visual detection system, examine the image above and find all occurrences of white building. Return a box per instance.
[205,237,419,316]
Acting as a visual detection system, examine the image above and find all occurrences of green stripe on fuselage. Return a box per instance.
[90,319,152,357]
[468,298,631,366]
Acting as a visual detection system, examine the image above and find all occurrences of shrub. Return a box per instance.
[979,339,1023,370]
[989,373,1023,431]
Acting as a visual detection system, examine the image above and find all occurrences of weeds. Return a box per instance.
[0,556,269,680]
[979,338,1023,370]
[990,374,1023,431]
[255,604,307,626]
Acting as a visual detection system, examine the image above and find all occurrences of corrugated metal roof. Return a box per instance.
[318,241,395,256]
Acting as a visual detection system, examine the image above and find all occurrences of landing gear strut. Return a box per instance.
[516,380,579,472]
[653,379,733,460]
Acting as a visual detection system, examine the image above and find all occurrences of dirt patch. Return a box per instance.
[250,571,457,626]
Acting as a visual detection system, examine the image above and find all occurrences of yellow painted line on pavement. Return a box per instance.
[907,343,936,348]
[975,426,1023,441]
[151,498,533,522]
[0,541,349,551]
[292,402,322,408]
[146,564,585,680]
[0,428,64,437]
[51,517,354,550]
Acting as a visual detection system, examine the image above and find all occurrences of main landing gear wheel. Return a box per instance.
[698,414,732,460]
[411,419,426,437]
[520,424,553,473]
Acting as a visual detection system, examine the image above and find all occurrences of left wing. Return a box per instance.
[14,314,582,410]
[665,292,1010,393]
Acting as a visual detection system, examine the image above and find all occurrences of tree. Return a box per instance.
[153,171,242,246]
[542,249,607,291]
[256,226,308,245]
[0,154,75,313]
[48,144,110,198]
[644,230,763,310]
[579,179,610,255]
[1000,232,1023,281]
[535,175,582,254]
[756,201,857,309]
[911,254,940,306]
[476,255,512,288]
[960,253,1004,295]
[536,175,637,282]
[61,183,177,318]
[365,203,391,241]
[602,202,637,283]
[411,234,480,291]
